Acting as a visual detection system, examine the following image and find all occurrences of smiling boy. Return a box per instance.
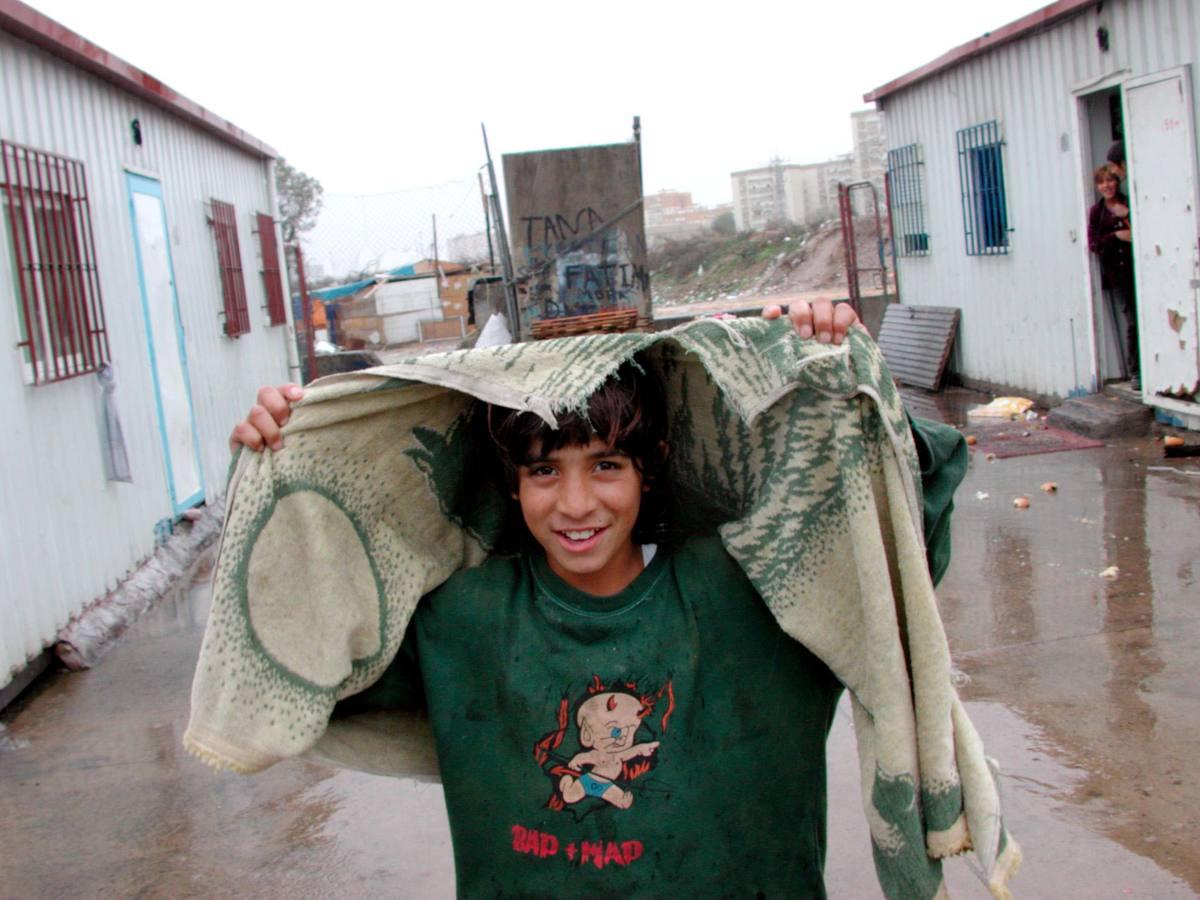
[516,437,648,596]
[226,302,968,897]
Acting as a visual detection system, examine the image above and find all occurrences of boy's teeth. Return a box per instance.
[564,529,597,541]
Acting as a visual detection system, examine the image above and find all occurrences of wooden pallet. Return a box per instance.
[876,304,960,391]
[529,308,640,340]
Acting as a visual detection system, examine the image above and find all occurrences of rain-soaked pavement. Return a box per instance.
[2,387,1198,899]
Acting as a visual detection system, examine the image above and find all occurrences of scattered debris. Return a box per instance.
[0,722,31,752]
[986,453,997,462]
[975,491,991,501]
[55,501,223,670]
[1040,482,1058,493]
[1012,496,1031,509]
[965,435,978,446]
[1162,436,1200,457]
[1099,565,1120,579]
[969,396,1035,420]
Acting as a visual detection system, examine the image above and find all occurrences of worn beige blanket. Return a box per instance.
[185,318,1019,898]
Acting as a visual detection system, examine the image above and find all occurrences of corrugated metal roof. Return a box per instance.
[0,0,277,159]
[864,0,1094,103]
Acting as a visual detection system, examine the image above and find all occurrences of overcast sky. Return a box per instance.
[27,0,1048,210]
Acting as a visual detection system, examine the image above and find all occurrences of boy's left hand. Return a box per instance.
[762,299,859,344]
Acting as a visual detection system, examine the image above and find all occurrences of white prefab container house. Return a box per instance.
[374,276,444,345]
[867,0,1200,428]
[0,0,295,691]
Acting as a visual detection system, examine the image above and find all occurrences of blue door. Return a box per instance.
[126,173,205,515]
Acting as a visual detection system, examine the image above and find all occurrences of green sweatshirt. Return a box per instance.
[339,415,966,899]
[351,536,842,899]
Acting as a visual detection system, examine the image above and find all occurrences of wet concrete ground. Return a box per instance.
[2,387,1198,899]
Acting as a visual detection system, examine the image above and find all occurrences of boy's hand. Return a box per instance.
[762,300,859,344]
[229,384,303,453]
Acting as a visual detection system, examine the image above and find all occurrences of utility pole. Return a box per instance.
[482,123,520,340]
[478,171,495,271]
[432,213,440,300]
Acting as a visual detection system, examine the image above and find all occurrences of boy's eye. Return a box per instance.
[595,459,624,472]
[527,464,556,477]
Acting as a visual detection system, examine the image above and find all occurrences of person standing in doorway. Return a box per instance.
[1088,163,1139,389]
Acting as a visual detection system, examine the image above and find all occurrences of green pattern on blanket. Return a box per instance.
[922,781,967,834]
[872,768,946,900]
[186,318,1018,900]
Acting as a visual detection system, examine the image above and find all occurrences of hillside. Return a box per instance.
[648,220,850,308]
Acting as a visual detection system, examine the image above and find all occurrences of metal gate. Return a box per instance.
[837,181,894,319]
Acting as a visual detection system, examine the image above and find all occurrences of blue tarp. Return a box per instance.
[293,263,421,304]
[309,278,373,303]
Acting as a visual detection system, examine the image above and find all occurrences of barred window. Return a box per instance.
[886,144,929,257]
[255,213,286,326]
[956,121,1010,255]
[209,199,251,336]
[1,141,110,384]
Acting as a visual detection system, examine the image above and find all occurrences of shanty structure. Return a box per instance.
[869,0,1200,428]
[0,0,293,695]
[311,260,475,348]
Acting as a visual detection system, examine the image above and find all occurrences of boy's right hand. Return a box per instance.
[229,384,303,453]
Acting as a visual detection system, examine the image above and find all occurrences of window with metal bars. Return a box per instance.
[255,212,286,326]
[886,144,929,256]
[956,121,1010,255]
[1,141,110,384]
[209,199,251,336]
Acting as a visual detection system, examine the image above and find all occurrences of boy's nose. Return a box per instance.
[558,473,595,518]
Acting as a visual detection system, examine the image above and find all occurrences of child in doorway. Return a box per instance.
[1087,163,1139,388]
[226,302,967,898]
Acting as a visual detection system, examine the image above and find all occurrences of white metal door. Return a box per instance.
[1123,66,1200,396]
[126,173,205,514]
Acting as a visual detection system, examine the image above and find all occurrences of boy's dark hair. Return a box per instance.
[484,357,671,545]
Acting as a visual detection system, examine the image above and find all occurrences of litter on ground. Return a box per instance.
[968,397,1035,419]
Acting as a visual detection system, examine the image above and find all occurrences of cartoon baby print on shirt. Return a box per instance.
[534,675,674,815]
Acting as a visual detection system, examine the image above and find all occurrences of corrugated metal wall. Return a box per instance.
[0,32,292,686]
[880,0,1200,398]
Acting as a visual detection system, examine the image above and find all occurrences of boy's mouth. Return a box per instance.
[555,526,607,551]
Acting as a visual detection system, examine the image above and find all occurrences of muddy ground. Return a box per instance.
[2,387,1197,898]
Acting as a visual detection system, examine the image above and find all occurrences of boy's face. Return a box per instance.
[516,436,647,597]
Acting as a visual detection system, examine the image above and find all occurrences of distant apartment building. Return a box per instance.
[731,108,886,231]
[851,108,887,187]
[643,190,729,246]
[447,230,492,263]
[731,155,852,231]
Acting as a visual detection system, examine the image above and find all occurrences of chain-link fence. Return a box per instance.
[301,173,494,284]
[290,171,505,367]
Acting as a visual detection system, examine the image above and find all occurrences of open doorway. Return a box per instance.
[1080,86,1140,389]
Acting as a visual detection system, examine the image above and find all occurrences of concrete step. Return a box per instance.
[1103,380,1142,403]
[1047,392,1152,439]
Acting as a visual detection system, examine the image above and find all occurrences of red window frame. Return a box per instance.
[1,140,110,384]
[209,199,251,337]
[256,212,287,326]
